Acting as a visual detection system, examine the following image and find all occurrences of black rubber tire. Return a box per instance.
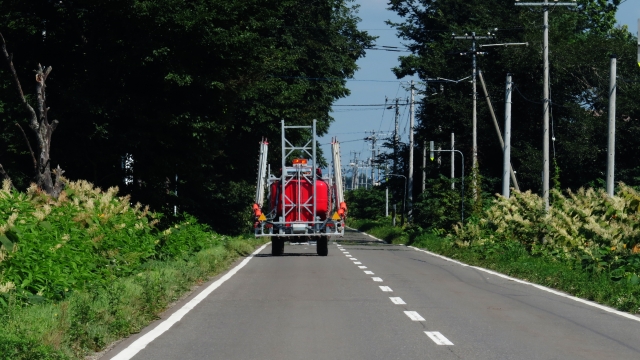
[272,238,284,256]
[317,236,328,256]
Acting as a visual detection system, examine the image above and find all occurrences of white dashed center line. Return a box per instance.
[343,252,350,254]
[390,297,406,305]
[372,277,383,282]
[379,286,393,292]
[354,262,362,264]
[364,270,374,275]
[404,311,425,321]
[346,255,352,257]
[425,331,454,345]
[358,266,367,269]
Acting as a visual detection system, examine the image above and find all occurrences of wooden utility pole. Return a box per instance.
[452,32,494,200]
[607,55,617,197]
[478,70,520,191]
[503,74,513,198]
[515,0,577,210]
[408,80,415,221]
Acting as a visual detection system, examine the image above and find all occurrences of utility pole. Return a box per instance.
[376,148,380,184]
[408,80,415,221]
[503,74,513,198]
[393,98,400,175]
[451,133,455,189]
[422,140,426,192]
[515,0,577,210]
[365,130,389,186]
[350,151,360,190]
[478,70,521,191]
[607,55,617,197]
[386,187,389,217]
[452,32,494,200]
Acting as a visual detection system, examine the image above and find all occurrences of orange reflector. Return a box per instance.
[292,158,308,165]
[332,212,341,220]
[258,214,266,221]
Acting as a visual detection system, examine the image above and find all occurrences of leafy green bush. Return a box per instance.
[453,184,640,283]
[345,187,386,220]
[0,179,231,307]
[412,175,464,231]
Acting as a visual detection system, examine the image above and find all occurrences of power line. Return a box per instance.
[269,75,414,83]
[333,103,406,106]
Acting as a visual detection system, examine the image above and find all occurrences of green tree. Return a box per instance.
[388,0,640,200]
[0,0,374,233]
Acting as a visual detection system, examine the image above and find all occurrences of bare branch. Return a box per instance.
[43,65,52,80]
[35,64,47,124]
[14,122,37,172]
[0,32,38,131]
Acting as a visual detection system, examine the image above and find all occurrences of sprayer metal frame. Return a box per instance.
[254,120,344,237]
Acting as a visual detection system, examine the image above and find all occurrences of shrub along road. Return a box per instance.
[102,229,640,360]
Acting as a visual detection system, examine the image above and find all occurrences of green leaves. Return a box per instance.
[389,0,640,195]
[0,235,13,252]
[0,0,373,234]
[0,178,253,308]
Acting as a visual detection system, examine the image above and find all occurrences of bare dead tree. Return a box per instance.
[1,32,64,197]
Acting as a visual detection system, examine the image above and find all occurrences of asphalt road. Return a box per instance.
[103,228,640,360]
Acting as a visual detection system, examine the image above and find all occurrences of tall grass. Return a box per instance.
[0,178,264,359]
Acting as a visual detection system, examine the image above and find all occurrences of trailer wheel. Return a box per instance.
[317,236,328,256]
[272,238,284,256]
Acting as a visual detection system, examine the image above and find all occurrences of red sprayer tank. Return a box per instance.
[269,178,330,223]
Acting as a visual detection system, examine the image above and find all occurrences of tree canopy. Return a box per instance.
[0,0,374,233]
[387,0,640,197]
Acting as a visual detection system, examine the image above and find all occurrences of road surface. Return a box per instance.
[103,228,640,360]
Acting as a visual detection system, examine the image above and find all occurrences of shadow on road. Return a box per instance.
[255,253,320,257]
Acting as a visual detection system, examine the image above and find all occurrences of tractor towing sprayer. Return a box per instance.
[251,120,347,256]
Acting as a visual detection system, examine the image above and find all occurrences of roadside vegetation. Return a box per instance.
[347,181,640,314]
[0,179,263,359]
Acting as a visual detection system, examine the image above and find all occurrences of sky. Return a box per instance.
[318,0,640,179]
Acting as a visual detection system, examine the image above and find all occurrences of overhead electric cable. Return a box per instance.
[269,75,412,83]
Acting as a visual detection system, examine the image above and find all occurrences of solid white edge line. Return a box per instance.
[354,229,640,323]
[406,245,640,323]
[425,331,454,345]
[110,242,270,360]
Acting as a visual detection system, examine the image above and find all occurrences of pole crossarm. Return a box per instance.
[453,36,495,40]
[480,42,529,47]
